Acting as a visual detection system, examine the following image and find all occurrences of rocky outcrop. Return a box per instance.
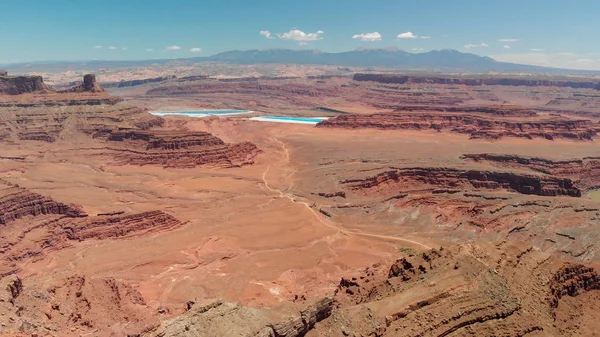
[1,208,183,275]
[145,80,342,109]
[104,130,261,168]
[0,178,184,280]
[303,244,565,336]
[0,70,7,77]
[0,180,83,224]
[389,104,538,117]
[0,96,123,107]
[317,113,597,141]
[0,274,156,335]
[60,210,182,241]
[102,75,176,88]
[341,167,582,197]
[142,297,334,337]
[353,73,600,89]
[0,104,162,143]
[549,264,600,310]
[60,74,105,93]
[462,154,600,191]
[107,130,225,150]
[110,141,261,168]
[0,73,54,95]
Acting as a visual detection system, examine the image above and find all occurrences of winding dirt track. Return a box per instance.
[262,137,432,250]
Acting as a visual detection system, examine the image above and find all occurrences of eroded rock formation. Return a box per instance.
[141,297,334,337]
[322,243,600,336]
[103,130,261,168]
[0,178,184,280]
[102,75,176,88]
[60,74,105,93]
[0,73,54,95]
[317,113,597,140]
[353,73,600,89]
[0,180,83,224]
[0,104,162,143]
[0,274,156,335]
[462,154,600,191]
[550,264,600,310]
[341,167,581,197]
[389,104,538,117]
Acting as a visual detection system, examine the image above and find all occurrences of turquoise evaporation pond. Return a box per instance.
[259,116,327,122]
[150,109,251,117]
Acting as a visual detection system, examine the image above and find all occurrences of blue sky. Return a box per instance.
[1,0,600,69]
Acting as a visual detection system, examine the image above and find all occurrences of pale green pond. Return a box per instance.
[588,189,600,201]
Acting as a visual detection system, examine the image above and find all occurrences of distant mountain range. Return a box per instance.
[4,49,600,75]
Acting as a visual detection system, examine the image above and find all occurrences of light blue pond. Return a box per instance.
[150,109,252,117]
[249,116,329,124]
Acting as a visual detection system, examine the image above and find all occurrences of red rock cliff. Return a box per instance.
[0,72,54,95]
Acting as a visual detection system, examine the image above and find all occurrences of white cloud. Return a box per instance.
[121,47,127,51]
[397,32,418,39]
[190,47,202,52]
[503,45,511,49]
[499,38,519,42]
[352,32,382,41]
[490,52,600,70]
[530,48,544,52]
[421,36,431,39]
[146,48,154,52]
[260,30,274,39]
[412,48,424,51]
[108,46,117,50]
[464,43,488,49]
[166,45,181,50]
[278,29,324,41]
[93,45,102,49]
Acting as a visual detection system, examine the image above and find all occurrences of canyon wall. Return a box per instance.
[0,73,54,95]
[317,113,598,140]
[341,167,582,197]
[353,73,600,89]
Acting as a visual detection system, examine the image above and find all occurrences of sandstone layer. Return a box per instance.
[341,167,582,197]
[59,74,105,93]
[462,154,600,191]
[353,73,600,89]
[0,72,53,95]
[317,113,597,140]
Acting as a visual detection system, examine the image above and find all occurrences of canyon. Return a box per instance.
[0,70,599,336]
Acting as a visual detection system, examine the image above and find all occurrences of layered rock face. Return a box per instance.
[353,73,600,89]
[341,167,581,197]
[550,264,600,310]
[0,274,156,335]
[0,73,122,107]
[388,104,538,117]
[106,130,226,149]
[462,154,600,191]
[102,75,176,88]
[142,297,334,337]
[317,113,597,140]
[321,244,600,336]
[0,104,163,143]
[0,179,184,278]
[0,73,54,95]
[0,74,261,167]
[0,180,83,224]
[60,74,105,93]
[104,130,261,168]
